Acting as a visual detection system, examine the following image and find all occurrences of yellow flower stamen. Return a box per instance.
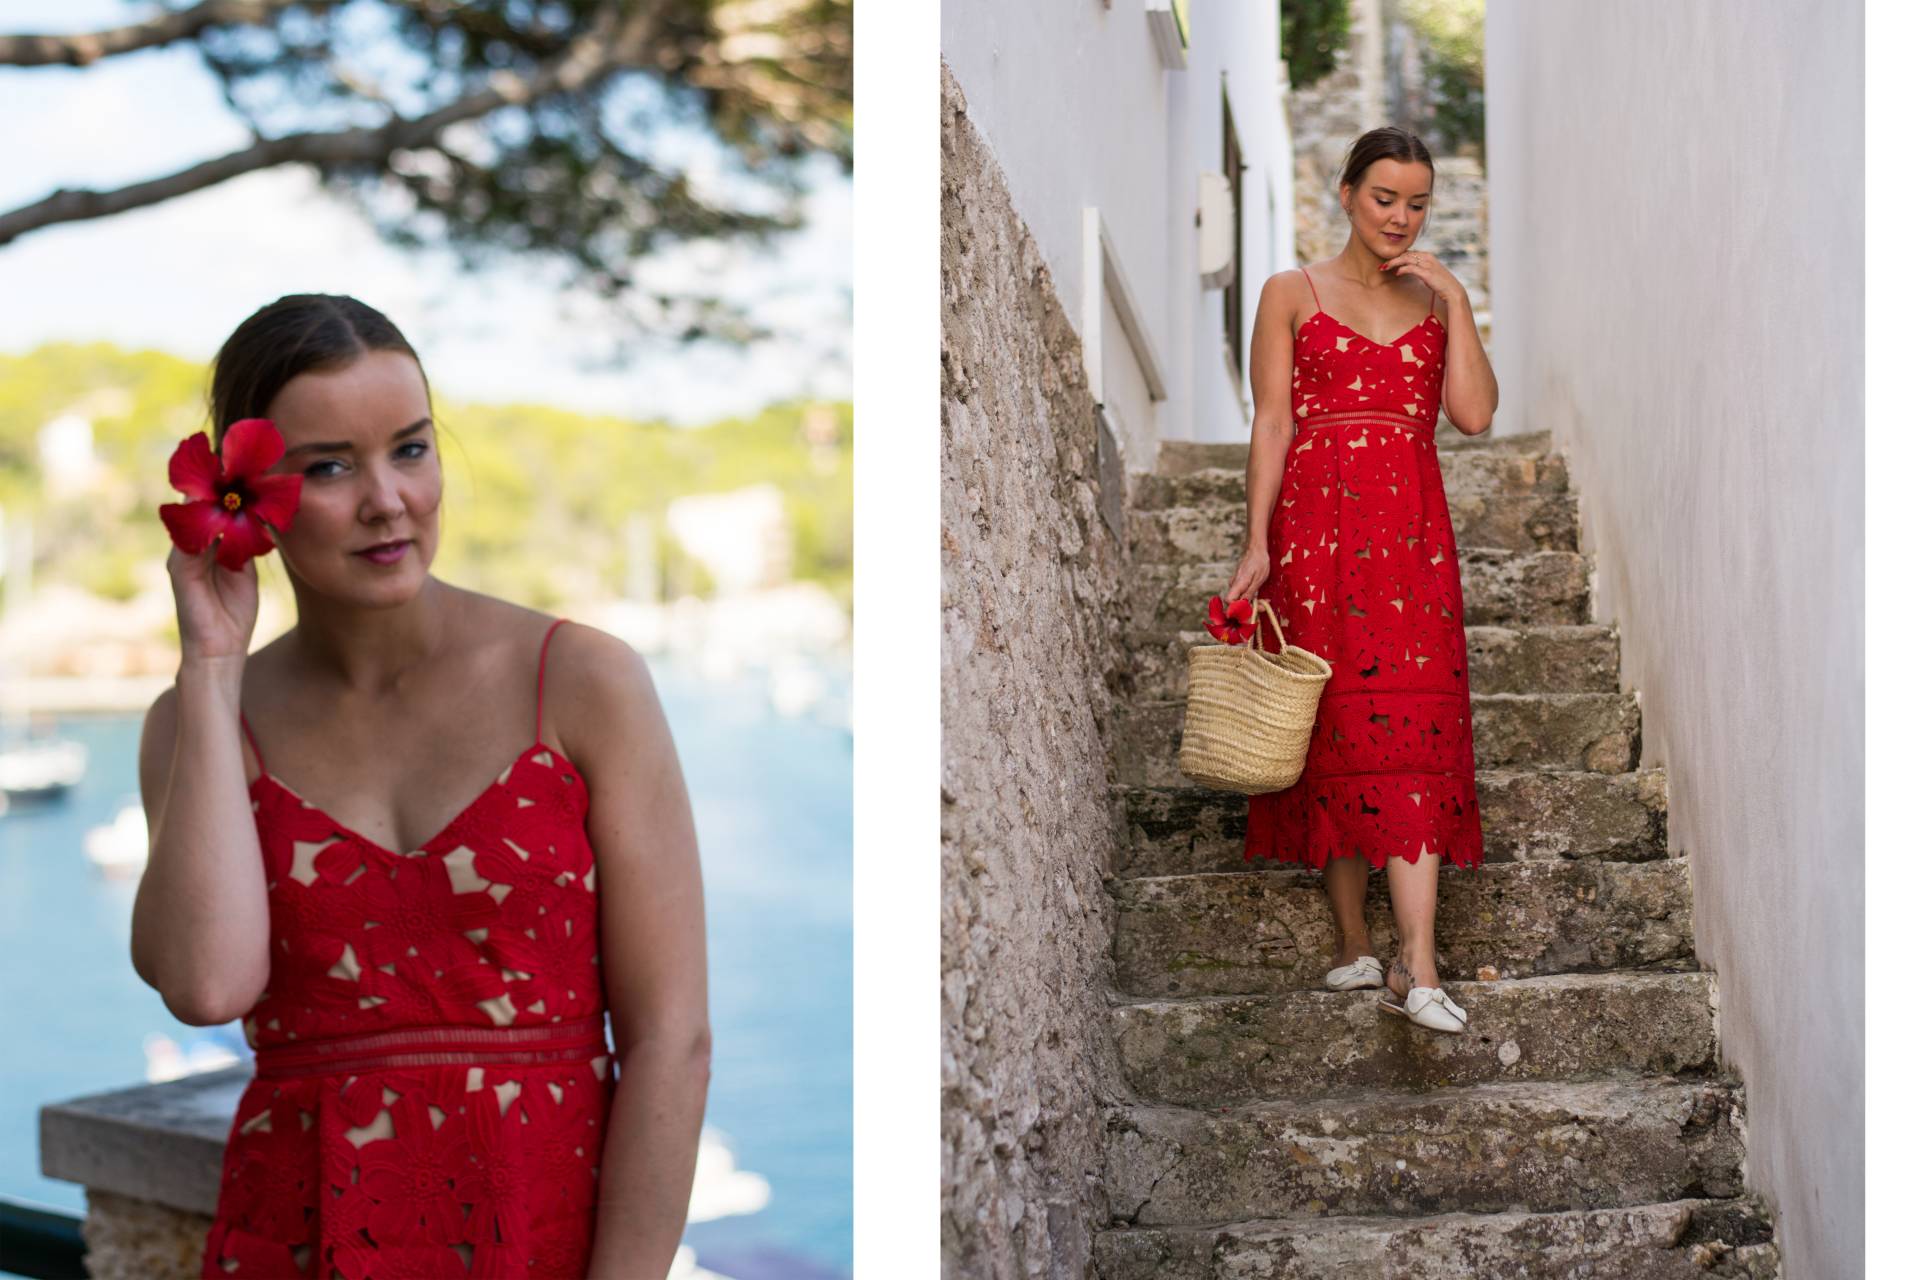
[222,492,243,511]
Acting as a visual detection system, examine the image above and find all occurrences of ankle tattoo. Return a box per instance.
[1391,958,1415,988]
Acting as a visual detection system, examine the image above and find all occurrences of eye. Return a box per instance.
[303,458,344,478]
[397,440,430,460]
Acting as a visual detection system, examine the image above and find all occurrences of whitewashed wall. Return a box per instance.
[1485,3,1863,1276]
[942,1,1292,462]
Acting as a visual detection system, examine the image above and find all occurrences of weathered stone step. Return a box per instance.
[1127,622,1621,702]
[1135,448,1571,513]
[1112,691,1639,788]
[1435,426,1555,453]
[1112,768,1670,877]
[1111,970,1716,1106]
[1129,490,1579,561]
[1104,1077,1744,1226]
[1093,1197,1779,1280]
[1127,549,1590,635]
[1111,858,1694,998]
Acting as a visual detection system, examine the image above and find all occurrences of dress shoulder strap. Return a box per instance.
[238,711,267,776]
[1300,266,1322,311]
[1427,284,1437,316]
[534,618,569,745]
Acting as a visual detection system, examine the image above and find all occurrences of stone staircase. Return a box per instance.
[1091,430,1781,1278]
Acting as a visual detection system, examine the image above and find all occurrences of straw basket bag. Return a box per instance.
[1178,597,1333,794]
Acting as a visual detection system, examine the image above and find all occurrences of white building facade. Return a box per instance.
[942,1,1294,469]
[1485,2,1863,1274]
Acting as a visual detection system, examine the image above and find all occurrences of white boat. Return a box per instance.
[687,1128,773,1224]
[84,799,148,878]
[768,657,826,718]
[0,737,88,800]
[142,1032,243,1083]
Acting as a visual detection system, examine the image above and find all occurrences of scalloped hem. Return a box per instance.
[1244,770,1487,873]
[1244,844,1485,873]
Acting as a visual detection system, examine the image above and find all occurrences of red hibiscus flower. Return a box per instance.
[158,418,302,570]
[1205,594,1256,644]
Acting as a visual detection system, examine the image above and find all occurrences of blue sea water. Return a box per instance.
[0,658,851,1278]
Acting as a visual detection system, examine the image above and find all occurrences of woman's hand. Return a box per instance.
[166,544,259,664]
[1380,250,1467,310]
[1225,544,1270,603]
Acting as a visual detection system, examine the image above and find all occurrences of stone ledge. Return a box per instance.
[39,1065,246,1218]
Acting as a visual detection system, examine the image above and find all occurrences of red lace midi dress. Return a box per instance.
[200,618,615,1278]
[1244,268,1486,872]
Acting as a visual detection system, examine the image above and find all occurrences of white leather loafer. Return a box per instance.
[1378,984,1468,1033]
[1324,955,1386,991]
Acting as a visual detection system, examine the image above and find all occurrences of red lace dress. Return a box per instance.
[200,618,615,1278]
[1245,268,1486,872]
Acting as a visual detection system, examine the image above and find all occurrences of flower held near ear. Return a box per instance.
[158,418,303,570]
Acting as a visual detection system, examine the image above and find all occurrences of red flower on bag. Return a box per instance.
[158,418,303,570]
[1206,594,1256,644]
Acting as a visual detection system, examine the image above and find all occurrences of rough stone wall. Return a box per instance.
[80,1191,211,1279]
[1427,154,1491,326]
[940,61,1129,1280]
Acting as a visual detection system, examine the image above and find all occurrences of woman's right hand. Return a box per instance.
[166,545,259,664]
[1225,544,1270,603]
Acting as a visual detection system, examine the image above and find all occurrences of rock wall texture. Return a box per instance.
[80,1190,211,1280]
[940,61,1129,1280]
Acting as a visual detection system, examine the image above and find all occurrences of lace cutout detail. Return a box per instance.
[204,620,613,1277]
[1248,313,1486,871]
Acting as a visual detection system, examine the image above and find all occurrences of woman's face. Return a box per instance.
[259,349,442,606]
[1343,157,1432,258]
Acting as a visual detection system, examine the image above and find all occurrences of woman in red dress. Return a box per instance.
[129,294,711,1277]
[1224,128,1501,1035]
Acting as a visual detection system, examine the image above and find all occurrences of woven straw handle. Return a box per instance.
[1245,597,1289,656]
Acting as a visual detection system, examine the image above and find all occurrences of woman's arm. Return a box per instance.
[1226,272,1300,603]
[1375,250,1495,433]
[556,624,710,1280]
[129,665,274,1024]
[1437,288,1497,433]
[130,550,272,1025]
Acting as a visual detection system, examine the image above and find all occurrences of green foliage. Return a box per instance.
[1281,0,1353,90]
[186,0,852,341]
[1398,0,1485,157]
[0,342,850,616]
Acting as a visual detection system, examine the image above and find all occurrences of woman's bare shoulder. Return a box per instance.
[539,619,663,768]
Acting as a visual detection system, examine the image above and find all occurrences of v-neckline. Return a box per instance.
[1306,310,1441,350]
[249,740,579,858]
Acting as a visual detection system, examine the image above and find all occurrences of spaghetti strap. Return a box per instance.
[239,712,267,776]
[1301,266,1322,310]
[1427,285,1437,316]
[534,618,568,745]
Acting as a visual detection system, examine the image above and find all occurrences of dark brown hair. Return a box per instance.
[1338,126,1435,208]
[208,295,431,447]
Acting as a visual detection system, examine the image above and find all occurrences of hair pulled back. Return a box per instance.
[1337,126,1436,204]
[209,295,430,447]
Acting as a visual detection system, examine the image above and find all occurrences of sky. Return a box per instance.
[0,1,851,425]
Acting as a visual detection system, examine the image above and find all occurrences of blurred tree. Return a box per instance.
[0,0,851,344]
[1280,0,1351,90]
[0,342,851,613]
